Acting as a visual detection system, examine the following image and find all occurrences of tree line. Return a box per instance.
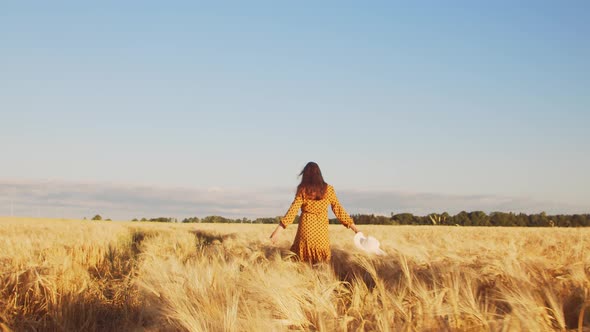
[87,212,589,227]
[120,212,590,227]
[348,211,590,227]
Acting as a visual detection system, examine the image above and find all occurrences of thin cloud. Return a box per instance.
[0,179,292,220]
[337,189,585,216]
[0,179,585,220]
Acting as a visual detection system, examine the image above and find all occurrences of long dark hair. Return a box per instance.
[297,162,328,200]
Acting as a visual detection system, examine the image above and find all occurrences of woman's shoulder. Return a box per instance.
[325,184,335,193]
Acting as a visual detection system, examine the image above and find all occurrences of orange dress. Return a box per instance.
[280,184,354,263]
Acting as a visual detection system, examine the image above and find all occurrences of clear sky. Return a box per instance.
[1,1,589,219]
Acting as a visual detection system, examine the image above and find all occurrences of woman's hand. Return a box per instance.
[350,224,359,234]
[270,225,282,244]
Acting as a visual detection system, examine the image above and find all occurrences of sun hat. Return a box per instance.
[353,232,386,256]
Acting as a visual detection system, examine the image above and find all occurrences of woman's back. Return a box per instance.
[301,185,351,221]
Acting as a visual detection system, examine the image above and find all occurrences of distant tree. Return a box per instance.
[518,213,529,226]
[392,213,415,225]
[572,214,587,227]
[202,216,229,223]
[148,217,174,223]
[438,212,451,225]
[105,218,112,221]
[132,218,138,222]
[490,212,512,227]
[529,211,550,227]
[252,217,280,224]
[553,215,570,227]
[92,214,102,221]
[469,211,489,226]
[348,214,395,225]
[455,211,471,226]
[428,213,448,225]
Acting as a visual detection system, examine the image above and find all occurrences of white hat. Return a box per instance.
[353,232,386,256]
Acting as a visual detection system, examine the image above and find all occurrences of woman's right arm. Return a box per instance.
[270,225,283,243]
[270,193,303,242]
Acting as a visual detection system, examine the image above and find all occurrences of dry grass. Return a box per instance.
[1,216,589,331]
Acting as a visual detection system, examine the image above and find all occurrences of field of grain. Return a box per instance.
[1,216,589,331]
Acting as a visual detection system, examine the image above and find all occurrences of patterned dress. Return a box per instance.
[280,184,355,263]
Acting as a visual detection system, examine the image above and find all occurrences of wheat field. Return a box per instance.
[0,217,589,331]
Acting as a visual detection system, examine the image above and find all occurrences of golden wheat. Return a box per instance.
[1,217,589,331]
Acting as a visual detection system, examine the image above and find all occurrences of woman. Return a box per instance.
[270,162,359,264]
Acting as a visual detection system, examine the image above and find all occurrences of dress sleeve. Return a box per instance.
[328,186,354,228]
[279,193,303,228]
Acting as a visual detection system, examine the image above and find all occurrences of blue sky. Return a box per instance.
[1,1,589,219]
